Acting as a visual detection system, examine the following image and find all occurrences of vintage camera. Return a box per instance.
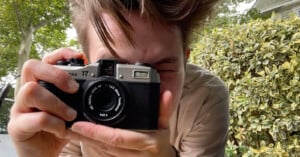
[40,59,160,130]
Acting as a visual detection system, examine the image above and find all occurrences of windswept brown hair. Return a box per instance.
[69,0,219,56]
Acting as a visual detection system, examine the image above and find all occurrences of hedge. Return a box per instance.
[190,16,300,156]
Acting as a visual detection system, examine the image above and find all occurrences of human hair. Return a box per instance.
[69,0,219,57]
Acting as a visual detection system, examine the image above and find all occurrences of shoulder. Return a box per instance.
[183,63,228,102]
[170,64,229,155]
[170,64,229,156]
[174,63,229,134]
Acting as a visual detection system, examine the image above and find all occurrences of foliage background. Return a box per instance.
[0,0,255,132]
[190,15,300,156]
[0,0,71,78]
[0,0,74,132]
[2,0,299,156]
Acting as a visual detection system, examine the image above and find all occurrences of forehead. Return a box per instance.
[87,11,184,64]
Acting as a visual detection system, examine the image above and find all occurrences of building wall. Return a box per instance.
[276,3,300,18]
[254,0,300,18]
[254,0,291,13]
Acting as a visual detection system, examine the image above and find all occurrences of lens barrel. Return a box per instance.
[82,77,127,126]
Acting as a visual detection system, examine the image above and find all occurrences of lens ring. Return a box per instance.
[82,77,127,125]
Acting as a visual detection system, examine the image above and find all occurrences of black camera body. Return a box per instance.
[40,59,160,130]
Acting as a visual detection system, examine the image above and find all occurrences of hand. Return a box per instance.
[69,123,176,157]
[8,48,83,157]
[69,91,177,157]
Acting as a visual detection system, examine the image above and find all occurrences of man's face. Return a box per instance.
[86,12,185,128]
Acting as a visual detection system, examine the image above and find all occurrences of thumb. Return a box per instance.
[158,90,173,129]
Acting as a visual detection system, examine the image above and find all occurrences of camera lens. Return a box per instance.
[82,77,127,125]
[91,86,118,112]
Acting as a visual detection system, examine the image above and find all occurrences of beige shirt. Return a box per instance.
[60,64,229,157]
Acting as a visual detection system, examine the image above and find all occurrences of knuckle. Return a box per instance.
[22,59,39,75]
[15,82,43,110]
[82,124,98,139]
[109,129,123,146]
[42,53,51,62]
[16,82,40,101]
[7,120,15,135]
[20,82,40,97]
[98,142,110,152]
[11,82,39,114]
[7,120,20,139]
[36,112,51,127]
[53,69,68,79]
[9,103,18,116]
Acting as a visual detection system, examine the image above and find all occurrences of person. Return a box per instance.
[8,0,229,156]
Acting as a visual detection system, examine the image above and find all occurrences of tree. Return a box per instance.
[0,0,74,132]
[195,0,257,29]
[0,0,72,95]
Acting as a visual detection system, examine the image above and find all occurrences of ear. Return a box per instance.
[184,48,191,63]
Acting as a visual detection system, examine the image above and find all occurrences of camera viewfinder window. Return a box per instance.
[133,71,149,79]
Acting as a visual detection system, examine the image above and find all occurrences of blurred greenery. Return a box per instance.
[0,0,72,78]
[2,1,299,156]
[0,0,74,132]
[191,15,300,156]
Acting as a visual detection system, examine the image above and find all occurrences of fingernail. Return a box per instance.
[71,124,81,133]
[67,108,77,119]
[68,80,79,91]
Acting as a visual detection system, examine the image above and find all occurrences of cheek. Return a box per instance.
[88,49,102,63]
[89,53,98,63]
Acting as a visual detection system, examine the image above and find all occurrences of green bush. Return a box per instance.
[191,16,300,156]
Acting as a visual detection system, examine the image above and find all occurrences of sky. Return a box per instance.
[237,1,256,14]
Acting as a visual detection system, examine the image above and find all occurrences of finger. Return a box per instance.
[104,147,152,157]
[68,131,152,157]
[21,59,79,93]
[71,122,158,152]
[8,112,68,141]
[42,48,86,64]
[13,81,77,121]
[158,90,173,129]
